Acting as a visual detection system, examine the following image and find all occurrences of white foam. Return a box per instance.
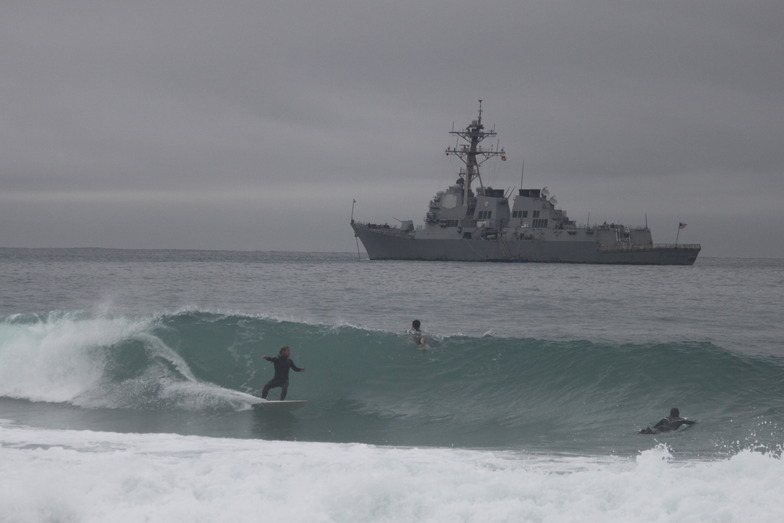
[0,313,258,411]
[1,425,782,523]
[0,314,150,403]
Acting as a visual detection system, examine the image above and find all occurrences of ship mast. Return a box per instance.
[445,100,506,207]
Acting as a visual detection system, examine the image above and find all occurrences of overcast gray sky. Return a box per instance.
[2,1,782,258]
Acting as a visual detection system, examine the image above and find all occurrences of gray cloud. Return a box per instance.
[2,1,782,257]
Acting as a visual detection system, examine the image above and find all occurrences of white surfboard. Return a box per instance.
[252,399,307,411]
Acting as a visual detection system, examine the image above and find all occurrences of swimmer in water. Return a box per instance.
[639,407,696,434]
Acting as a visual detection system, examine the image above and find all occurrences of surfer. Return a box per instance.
[639,407,696,434]
[261,346,305,400]
[407,319,425,346]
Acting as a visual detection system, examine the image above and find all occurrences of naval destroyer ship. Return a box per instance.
[351,102,700,265]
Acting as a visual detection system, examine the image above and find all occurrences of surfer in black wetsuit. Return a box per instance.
[639,408,696,434]
[261,346,305,400]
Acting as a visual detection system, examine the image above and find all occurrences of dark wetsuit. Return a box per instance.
[639,416,696,434]
[261,355,303,400]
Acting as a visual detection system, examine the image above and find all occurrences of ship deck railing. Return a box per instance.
[599,243,701,253]
[353,222,412,236]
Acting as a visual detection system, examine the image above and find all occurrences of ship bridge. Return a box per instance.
[510,188,575,230]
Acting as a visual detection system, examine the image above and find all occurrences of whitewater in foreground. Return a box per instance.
[3,423,783,522]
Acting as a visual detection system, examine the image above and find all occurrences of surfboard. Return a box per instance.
[252,399,307,411]
[639,421,695,435]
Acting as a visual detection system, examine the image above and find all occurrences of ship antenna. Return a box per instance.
[445,100,504,206]
[520,159,525,189]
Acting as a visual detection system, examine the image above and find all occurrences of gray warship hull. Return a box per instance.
[351,102,700,266]
[351,222,700,265]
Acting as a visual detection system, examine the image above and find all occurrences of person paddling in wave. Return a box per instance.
[260,346,305,400]
[639,407,696,434]
[407,319,426,347]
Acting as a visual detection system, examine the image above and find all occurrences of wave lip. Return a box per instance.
[0,311,258,411]
[0,312,149,404]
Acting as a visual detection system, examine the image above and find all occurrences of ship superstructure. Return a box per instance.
[351,102,700,265]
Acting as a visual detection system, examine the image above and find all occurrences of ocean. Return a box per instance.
[1,248,782,522]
